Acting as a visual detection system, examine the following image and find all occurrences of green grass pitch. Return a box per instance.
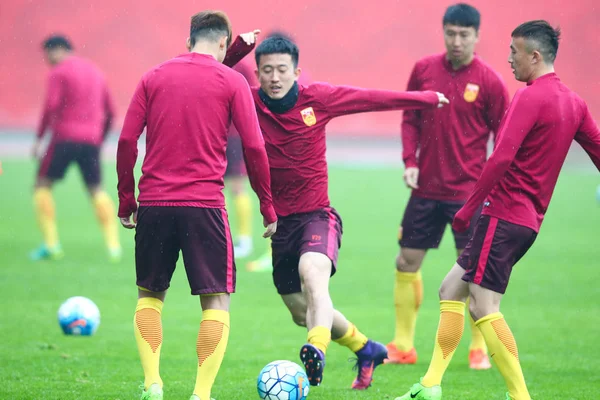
[0,160,599,399]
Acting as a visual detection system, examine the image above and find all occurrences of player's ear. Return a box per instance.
[531,49,542,65]
[219,36,228,50]
[255,68,260,80]
[186,37,192,51]
[294,67,302,80]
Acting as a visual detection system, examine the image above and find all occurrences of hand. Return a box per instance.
[31,140,42,160]
[120,210,138,229]
[452,208,470,233]
[436,92,450,108]
[263,219,277,238]
[240,29,261,45]
[403,167,420,189]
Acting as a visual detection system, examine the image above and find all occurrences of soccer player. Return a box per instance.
[31,35,120,262]
[226,58,258,258]
[245,30,313,272]
[388,3,509,370]
[395,20,600,400]
[116,12,276,400]
[236,35,448,390]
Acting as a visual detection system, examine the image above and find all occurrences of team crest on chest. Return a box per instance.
[463,83,480,103]
[300,107,317,126]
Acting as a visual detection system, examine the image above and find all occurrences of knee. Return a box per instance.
[299,256,330,291]
[87,185,102,198]
[468,294,496,322]
[468,298,480,321]
[395,252,421,273]
[438,276,466,302]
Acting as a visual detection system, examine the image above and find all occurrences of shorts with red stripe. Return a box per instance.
[458,215,537,294]
[135,206,235,295]
[271,207,343,295]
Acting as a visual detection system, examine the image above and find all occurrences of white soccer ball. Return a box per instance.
[257,360,309,400]
[57,296,100,336]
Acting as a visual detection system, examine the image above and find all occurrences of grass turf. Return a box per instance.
[0,160,599,399]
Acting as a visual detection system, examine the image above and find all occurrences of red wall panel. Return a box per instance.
[0,0,598,135]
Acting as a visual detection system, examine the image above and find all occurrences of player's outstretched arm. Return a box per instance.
[222,29,261,68]
[320,83,447,120]
[453,90,537,232]
[116,78,147,229]
[575,105,600,171]
[230,75,277,236]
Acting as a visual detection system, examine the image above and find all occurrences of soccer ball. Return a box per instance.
[57,296,100,336]
[257,360,309,400]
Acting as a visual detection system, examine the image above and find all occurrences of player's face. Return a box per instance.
[508,37,534,82]
[256,53,300,100]
[44,49,63,66]
[444,24,478,65]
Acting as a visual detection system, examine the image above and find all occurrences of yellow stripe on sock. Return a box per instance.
[93,191,120,251]
[421,301,465,387]
[193,309,230,400]
[393,270,423,351]
[34,187,59,248]
[134,297,164,389]
[308,326,331,354]
[334,322,368,353]
[476,313,530,399]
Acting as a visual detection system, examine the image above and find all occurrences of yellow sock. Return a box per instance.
[93,191,120,251]
[422,300,465,387]
[393,270,423,351]
[477,313,530,400]
[334,322,368,353]
[33,188,59,248]
[194,309,230,400]
[134,297,164,390]
[307,326,331,355]
[233,192,252,237]
[467,298,487,353]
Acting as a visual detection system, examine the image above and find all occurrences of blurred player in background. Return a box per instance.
[239,35,448,390]
[388,3,509,369]
[395,20,600,400]
[246,30,313,272]
[116,13,274,400]
[31,35,120,262]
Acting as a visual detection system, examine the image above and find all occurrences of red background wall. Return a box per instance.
[1,0,598,135]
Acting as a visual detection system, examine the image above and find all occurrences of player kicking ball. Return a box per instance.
[394,20,600,400]
[229,35,448,390]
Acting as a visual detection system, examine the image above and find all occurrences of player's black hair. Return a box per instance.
[189,10,232,48]
[42,35,73,51]
[255,36,299,68]
[512,20,561,63]
[443,3,481,31]
[266,30,294,41]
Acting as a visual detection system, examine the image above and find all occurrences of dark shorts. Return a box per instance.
[225,134,246,178]
[271,207,343,295]
[135,206,235,295]
[457,215,537,294]
[399,195,481,250]
[38,141,101,186]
